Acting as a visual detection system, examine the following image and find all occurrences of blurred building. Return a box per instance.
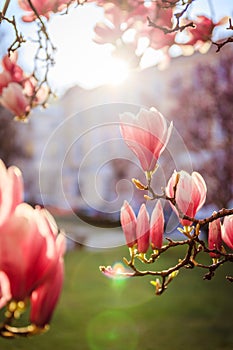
[15,45,229,214]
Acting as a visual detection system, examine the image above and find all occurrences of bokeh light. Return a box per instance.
[86,309,138,350]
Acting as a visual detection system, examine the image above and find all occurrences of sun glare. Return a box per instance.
[103,58,130,86]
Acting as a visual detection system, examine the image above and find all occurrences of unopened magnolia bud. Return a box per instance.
[175,172,180,186]
[144,194,153,200]
[169,270,179,280]
[150,278,161,294]
[132,178,147,190]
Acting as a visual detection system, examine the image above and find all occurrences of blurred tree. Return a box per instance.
[0,106,27,166]
[170,47,233,209]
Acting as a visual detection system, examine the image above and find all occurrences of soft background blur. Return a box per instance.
[0,0,233,349]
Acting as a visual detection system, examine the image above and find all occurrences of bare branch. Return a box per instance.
[147,15,195,34]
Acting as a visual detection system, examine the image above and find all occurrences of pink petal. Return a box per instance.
[208,217,222,258]
[120,201,137,247]
[0,271,12,308]
[150,200,164,249]
[120,108,172,172]
[136,204,150,253]
[30,258,64,327]
[222,215,233,250]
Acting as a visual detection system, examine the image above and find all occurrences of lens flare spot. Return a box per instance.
[112,262,127,275]
[101,261,130,281]
[86,310,138,350]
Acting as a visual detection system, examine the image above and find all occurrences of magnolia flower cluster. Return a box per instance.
[0,54,45,120]
[16,0,228,61]
[18,0,74,21]
[0,0,228,119]
[120,107,233,255]
[121,200,164,253]
[0,160,65,329]
[93,2,226,66]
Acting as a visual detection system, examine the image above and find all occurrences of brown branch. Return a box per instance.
[212,18,233,52]
[0,14,26,53]
[147,0,195,35]
[198,208,233,226]
[146,175,233,226]
[213,36,233,53]
[27,0,48,37]
[21,1,57,112]
[2,0,11,16]
[147,15,195,34]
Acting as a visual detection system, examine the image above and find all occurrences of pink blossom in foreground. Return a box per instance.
[185,16,228,46]
[0,159,23,226]
[1,54,24,84]
[0,160,66,327]
[166,170,207,226]
[18,0,71,22]
[221,215,233,250]
[120,200,137,248]
[0,54,48,119]
[0,54,23,94]
[0,204,66,326]
[136,204,150,253]
[208,217,222,258]
[0,271,12,309]
[94,3,125,45]
[120,107,172,172]
[150,200,164,250]
[0,83,30,119]
[30,233,65,327]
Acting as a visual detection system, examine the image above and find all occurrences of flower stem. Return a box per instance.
[2,0,11,16]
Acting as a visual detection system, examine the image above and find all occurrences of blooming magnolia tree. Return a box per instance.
[100,108,233,295]
[0,0,233,340]
[0,0,232,119]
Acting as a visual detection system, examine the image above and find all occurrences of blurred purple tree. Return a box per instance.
[171,48,233,209]
[0,106,27,166]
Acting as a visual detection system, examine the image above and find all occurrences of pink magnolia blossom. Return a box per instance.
[221,215,233,250]
[166,170,207,226]
[30,233,65,327]
[121,201,164,254]
[136,5,175,54]
[1,54,24,83]
[120,200,137,247]
[0,71,11,95]
[148,28,176,50]
[0,83,30,119]
[136,204,150,253]
[94,3,126,45]
[120,201,150,252]
[185,16,228,46]
[18,0,71,22]
[0,159,23,226]
[0,53,45,119]
[94,0,170,49]
[208,217,222,258]
[150,200,164,249]
[120,107,172,172]
[0,160,66,327]
[0,54,23,94]
[0,271,12,309]
[0,205,65,304]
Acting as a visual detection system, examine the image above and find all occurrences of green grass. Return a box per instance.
[0,245,233,350]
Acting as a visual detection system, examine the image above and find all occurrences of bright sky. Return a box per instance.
[3,0,233,92]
